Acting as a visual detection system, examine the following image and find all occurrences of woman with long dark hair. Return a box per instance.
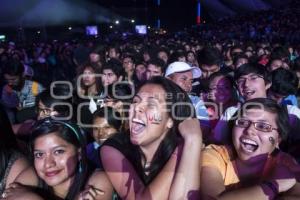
[76,62,102,98]
[100,76,203,199]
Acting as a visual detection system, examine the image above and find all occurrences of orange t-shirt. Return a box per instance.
[202,145,239,186]
[201,144,300,187]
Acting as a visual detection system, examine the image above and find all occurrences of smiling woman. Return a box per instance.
[29,119,89,200]
[3,118,113,200]
[200,98,300,200]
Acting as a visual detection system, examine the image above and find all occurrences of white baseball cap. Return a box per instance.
[164,61,201,78]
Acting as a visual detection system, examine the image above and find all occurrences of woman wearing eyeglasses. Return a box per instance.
[200,98,300,200]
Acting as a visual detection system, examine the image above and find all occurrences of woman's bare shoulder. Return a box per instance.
[10,156,39,186]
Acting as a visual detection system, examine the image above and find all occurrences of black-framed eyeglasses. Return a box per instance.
[236,75,264,85]
[235,118,278,132]
[36,107,52,115]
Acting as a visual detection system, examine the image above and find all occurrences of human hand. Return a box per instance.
[1,182,43,200]
[267,164,296,193]
[77,185,104,200]
[178,118,202,142]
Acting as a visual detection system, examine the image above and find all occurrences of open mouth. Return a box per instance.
[241,138,258,153]
[243,90,255,98]
[97,138,109,143]
[131,118,146,135]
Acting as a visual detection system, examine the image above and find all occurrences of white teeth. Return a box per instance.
[244,90,254,96]
[242,138,258,146]
[131,118,146,135]
[132,118,145,125]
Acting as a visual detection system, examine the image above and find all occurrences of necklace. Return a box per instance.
[144,162,152,170]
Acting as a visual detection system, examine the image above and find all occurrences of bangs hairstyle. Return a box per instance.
[35,87,72,118]
[93,107,122,131]
[228,98,289,141]
[102,59,125,78]
[234,63,271,84]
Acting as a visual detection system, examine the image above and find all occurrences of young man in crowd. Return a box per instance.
[268,68,299,107]
[145,58,166,80]
[213,64,300,162]
[165,61,208,120]
[1,59,44,123]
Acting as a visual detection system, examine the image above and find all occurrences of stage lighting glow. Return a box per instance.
[131,19,135,23]
[115,20,119,24]
[135,25,147,34]
[0,35,5,41]
[86,26,98,36]
[68,26,72,30]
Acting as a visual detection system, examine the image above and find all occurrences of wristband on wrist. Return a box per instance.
[260,180,279,200]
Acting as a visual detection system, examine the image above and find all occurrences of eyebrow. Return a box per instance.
[134,94,160,101]
[34,144,68,152]
[148,96,160,101]
[240,73,260,78]
[255,119,270,123]
[180,75,192,79]
[241,118,269,123]
[104,72,115,75]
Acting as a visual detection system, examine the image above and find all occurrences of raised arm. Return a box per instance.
[168,118,202,200]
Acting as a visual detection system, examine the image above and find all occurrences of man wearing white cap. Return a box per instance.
[165,61,208,120]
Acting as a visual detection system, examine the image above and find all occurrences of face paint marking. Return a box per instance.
[148,113,162,124]
[269,137,275,145]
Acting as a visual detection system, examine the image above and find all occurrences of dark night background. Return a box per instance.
[89,0,198,30]
[0,0,293,41]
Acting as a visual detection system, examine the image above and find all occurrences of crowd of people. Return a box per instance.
[0,1,300,199]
